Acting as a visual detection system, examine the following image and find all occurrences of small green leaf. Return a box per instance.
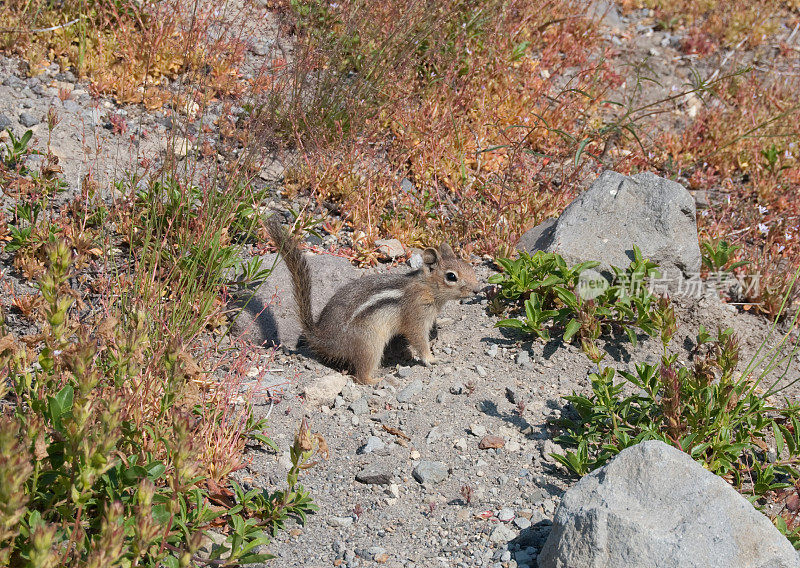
[563,319,581,342]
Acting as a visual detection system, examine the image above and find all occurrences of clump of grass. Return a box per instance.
[0,239,319,566]
[264,0,619,254]
[0,0,246,108]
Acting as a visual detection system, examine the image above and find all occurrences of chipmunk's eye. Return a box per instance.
[446,271,458,282]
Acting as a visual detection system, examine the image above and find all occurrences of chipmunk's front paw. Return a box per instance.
[421,354,438,367]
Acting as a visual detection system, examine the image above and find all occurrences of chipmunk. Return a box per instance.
[268,219,481,385]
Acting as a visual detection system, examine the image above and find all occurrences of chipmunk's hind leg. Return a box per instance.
[351,333,384,385]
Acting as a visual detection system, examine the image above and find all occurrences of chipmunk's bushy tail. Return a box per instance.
[267,218,315,336]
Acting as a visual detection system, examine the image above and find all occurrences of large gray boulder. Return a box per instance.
[538,440,799,568]
[518,171,701,280]
[230,251,360,347]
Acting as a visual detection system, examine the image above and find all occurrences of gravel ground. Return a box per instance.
[1,2,799,567]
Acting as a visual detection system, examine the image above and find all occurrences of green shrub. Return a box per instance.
[0,239,317,567]
[490,246,664,362]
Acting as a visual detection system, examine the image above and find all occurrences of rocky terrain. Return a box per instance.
[1,1,799,567]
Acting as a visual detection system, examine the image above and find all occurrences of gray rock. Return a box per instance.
[490,523,517,544]
[230,252,360,347]
[396,379,423,403]
[355,463,393,485]
[412,461,449,484]
[19,112,39,127]
[497,508,515,522]
[349,397,369,416]
[327,515,354,527]
[518,171,702,282]
[514,517,532,530]
[538,440,799,568]
[357,436,385,455]
[375,238,405,259]
[303,373,347,407]
[2,76,24,88]
[0,114,11,130]
[397,365,414,378]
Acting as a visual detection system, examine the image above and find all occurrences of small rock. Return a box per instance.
[506,386,522,404]
[436,391,446,403]
[349,397,369,416]
[514,517,532,530]
[355,463,393,485]
[501,550,512,562]
[385,483,400,498]
[396,379,423,403]
[375,238,405,259]
[485,344,499,358]
[327,516,354,528]
[397,365,414,378]
[450,384,465,395]
[490,524,517,544]
[303,373,348,407]
[412,461,449,484]
[426,426,443,444]
[507,439,522,452]
[357,436,386,455]
[454,438,468,451]
[341,384,362,403]
[516,351,531,367]
[497,508,515,522]
[469,423,487,437]
[2,76,24,88]
[475,365,488,378]
[0,114,11,130]
[19,112,39,127]
[479,435,506,450]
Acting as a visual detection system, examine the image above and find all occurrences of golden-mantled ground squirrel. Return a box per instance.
[268,220,481,384]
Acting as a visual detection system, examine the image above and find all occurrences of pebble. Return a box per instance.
[489,524,516,543]
[454,438,468,451]
[469,423,487,437]
[485,344,498,358]
[349,397,369,416]
[514,517,532,530]
[396,379,423,403]
[412,460,449,484]
[327,516,354,528]
[2,76,24,88]
[355,463,393,485]
[497,508,515,522]
[375,238,405,259]
[357,436,386,455]
[303,373,348,407]
[397,365,413,378]
[450,384,465,395]
[475,365,488,378]
[478,435,505,449]
[516,350,531,367]
[0,113,11,130]
[19,112,39,127]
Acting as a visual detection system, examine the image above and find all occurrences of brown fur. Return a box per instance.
[268,219,481,384]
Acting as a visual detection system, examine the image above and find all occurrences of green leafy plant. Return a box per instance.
[550,286,800,545]
[1,128,34,169]
[0,238,318,566]
[701,238,749,273]
[491,246,662,361]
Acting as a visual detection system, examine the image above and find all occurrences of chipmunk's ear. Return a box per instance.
[438,243,456,260]
[422,247,441,270]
